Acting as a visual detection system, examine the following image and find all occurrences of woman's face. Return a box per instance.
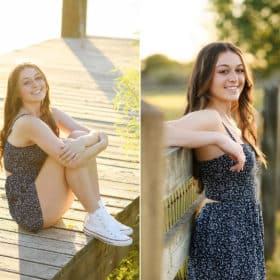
[209,51,245,104]
[17,67,47,104]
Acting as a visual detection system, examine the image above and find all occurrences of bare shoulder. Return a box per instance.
[8,115,47,146]
[171,109,222,131]
[183,109,221,122]
[14,114,43,130]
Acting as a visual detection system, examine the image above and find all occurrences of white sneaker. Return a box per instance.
[83,208,133,247]
[98,200,133,235]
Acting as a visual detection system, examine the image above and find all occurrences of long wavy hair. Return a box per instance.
[185,42,266,191]
[0,63,59,168]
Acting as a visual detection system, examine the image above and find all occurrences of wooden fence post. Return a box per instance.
[261,86,280,260]
[276,87,280,210]
[61,0,87,38]
[141,101,164,280]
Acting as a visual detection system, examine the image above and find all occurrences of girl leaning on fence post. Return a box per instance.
[0,62,133,246]
[165,42,267,279]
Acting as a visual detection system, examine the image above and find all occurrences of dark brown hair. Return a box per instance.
[0,63,59,167]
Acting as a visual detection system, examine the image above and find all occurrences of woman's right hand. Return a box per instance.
[65,132,108,168]
[217,134,246,172]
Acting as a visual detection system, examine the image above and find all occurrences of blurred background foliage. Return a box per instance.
[142,0,279,121]
[209,0,280,79]
[142,54,193,90]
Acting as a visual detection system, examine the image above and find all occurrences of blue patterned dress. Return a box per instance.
[187,124,265,279]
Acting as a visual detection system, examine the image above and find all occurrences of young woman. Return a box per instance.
[0,63,133,247]
[165,42,266,279]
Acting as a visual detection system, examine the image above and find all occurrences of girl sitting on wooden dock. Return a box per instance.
[0,62,133,247]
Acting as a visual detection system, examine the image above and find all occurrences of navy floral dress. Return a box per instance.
[187,124,265,280]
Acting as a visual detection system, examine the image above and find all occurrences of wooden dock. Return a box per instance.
[0,37,139,279]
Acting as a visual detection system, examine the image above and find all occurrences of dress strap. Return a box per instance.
[7,113,31,136]
[222,122,237,142]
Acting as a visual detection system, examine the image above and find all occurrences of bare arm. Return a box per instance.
[52,107,89,134]
[166,126,230,148]
[18,115,69,167]
[165,109,223,147]
[52,107,104,161]
[165,110,245,171]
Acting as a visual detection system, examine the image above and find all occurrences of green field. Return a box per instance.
[142,88,264,121]
[266,211,280,280]
[142,90,186,120]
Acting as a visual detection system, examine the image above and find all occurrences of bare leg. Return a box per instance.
[64,130,101,213]
[35,130,133,245]
[64,160,100,213]
[35,130,101,227]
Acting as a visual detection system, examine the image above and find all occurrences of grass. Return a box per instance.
[142,89,186,120]
[142,88,264,121]
[106,217,139,280]
[266,211,280,280]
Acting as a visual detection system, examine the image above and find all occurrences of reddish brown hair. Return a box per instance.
[0,63,59,167]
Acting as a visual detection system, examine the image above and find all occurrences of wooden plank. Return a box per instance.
[0,230,83,256]
[0,220,88,245]
[96,158,139,170]
[0,256,59,280]
[0,206,83,232]
[0,242,72,267]
[0,270,40,280]
[0,204,130,232]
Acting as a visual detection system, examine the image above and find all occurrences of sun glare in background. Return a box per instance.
[0,0,62,54]
[0,0,211,62]
[141,0,216,62]
[0,0,139,55]
[87,0,139,39]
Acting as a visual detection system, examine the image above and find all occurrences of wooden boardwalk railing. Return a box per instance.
[142,101,202,280]
[0,37,139,280]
